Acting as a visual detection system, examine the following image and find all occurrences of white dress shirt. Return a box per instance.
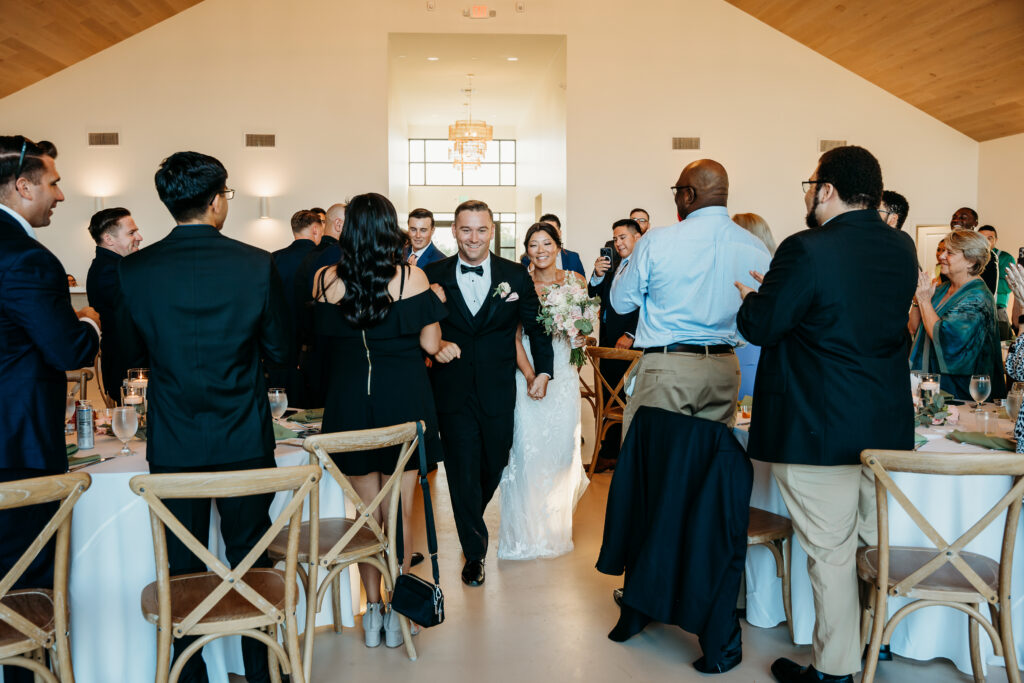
[0,202,36,239]
[456,255,491,316]
[409,245,428,262]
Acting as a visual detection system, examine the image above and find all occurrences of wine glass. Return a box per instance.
[969,375,991,413]
[268,388,288,422]
[111,406,138,456]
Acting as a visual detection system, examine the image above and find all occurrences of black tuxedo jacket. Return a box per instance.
[737,209,918,467]
[272,238,316,330]
[86,246,132,398]
[425,254,554,416]
[0,211,99,471]
[116,224,291,468]
[589,260,638,347]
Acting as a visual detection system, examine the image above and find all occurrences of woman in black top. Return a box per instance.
[313,192,454,647]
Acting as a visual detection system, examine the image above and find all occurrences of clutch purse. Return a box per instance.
[390,422,445,627]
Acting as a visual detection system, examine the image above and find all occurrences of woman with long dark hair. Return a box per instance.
[313,192,452,648]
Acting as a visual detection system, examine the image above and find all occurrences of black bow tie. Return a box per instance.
[460,264,484,276]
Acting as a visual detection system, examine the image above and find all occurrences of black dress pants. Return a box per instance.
[148,456,275,683]
[437,400,513,561]
[0,468,60,683]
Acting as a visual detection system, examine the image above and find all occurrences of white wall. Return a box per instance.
[0,0,979,281]
[979,132,1024,254]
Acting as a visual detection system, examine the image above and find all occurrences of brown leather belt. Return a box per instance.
[643,343,734,355]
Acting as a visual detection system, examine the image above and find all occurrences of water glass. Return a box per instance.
[969,375,991,413]
[918,373,940,407]
[1007,382,1024,423]
[268,388,288,421]
[111,406,138,456]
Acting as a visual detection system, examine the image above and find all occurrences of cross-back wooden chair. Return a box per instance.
[747,507,795,643]
[65,368,93,402]
[0,472,91,683]
[268,421,422,677]
[130,465,320,683]
[584,346,642,475]
[859,450,1024,683]
[578,337,599,424]
[90,351,115,409]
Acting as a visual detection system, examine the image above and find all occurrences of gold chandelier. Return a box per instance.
[449,74,492,169]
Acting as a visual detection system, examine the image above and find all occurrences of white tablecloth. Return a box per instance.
[65,433,359,683]
[741,408,1024,675]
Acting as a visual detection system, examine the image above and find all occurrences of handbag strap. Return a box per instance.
[415,422,441,586]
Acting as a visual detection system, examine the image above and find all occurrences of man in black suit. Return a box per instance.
[425,199,554,586]
[588,218,641,468]
[0,136,100,683]
[86,207,143,404]
[117,151,290,683]
[736,146,917,683]
[270,209,322,405]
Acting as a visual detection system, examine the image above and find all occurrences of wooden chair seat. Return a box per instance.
[604,405,624,421]
[140,568,286,633]
[747,507,792,545]
[857,546,1000,602]
[0,590,54,656]
[267,518,384,565]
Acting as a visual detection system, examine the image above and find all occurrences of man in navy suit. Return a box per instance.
[520,213,585,276]
[0,135,100,683]
[86,207,144,404]
[405,207,445,267]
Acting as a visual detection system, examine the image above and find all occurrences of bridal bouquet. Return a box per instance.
[536,280,601,367]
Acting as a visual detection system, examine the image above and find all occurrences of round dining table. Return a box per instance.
[740,405,1024,676]
[61,430,359,683]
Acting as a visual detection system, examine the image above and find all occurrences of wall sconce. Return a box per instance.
[258,196,270,219]
[93,196,106,211]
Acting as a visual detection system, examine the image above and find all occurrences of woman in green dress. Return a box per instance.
[909,229,1005,400]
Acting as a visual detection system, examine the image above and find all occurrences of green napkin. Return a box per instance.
[914,432,927,448]
[289,408,323,424]
[66,443,79,457]
[274,422,298,440]
[946,430,1016,452]
[68,454,100,467]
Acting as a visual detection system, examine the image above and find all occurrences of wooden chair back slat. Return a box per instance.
[585,347,642,415]
[302,422,419,455]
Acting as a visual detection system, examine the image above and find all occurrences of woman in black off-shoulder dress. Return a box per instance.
[313,192,455,648]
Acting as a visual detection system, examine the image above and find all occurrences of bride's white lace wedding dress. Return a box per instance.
[498,329,589,560]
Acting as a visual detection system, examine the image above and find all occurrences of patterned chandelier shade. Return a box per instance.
[448,74,492,168]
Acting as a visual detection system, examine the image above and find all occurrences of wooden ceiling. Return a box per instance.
[725,0,1024,141]
[0,0,203,100]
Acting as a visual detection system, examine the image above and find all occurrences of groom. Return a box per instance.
[425,200,554,586]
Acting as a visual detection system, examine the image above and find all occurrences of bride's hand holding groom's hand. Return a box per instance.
[434,340,461,363]
[528,374,549,400]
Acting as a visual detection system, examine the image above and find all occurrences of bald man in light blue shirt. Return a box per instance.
[611,159,769,434]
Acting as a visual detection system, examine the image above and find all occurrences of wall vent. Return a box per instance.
[88,132,119,146]
[672,137,701,150]
[245,133,276,148]
[819,139,847,153]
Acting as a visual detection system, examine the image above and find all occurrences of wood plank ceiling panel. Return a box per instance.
[725,0,1024,141]
[0,0,204,99]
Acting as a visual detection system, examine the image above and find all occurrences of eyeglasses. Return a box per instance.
[633,217,649,224]
[878,209,894,219]
[220,188,235,200]
[15,138,27,178]
[801,180,824,193]
[671,185,695,197]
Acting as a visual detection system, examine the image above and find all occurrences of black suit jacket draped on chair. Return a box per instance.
[596,407,752,657]
[116,224,291,468]
[0,211,99,472]
[736,209,918,467]
[424,254,554,415]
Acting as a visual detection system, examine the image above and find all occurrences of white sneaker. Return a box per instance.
[363,602,384,647]
[383,605,403,648]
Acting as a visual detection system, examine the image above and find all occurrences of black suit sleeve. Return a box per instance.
[517,269,555,378]
[981,257,997,294]
[114,262,148,370]
[736,234,815,347]
[260,260,293,368]
[7,248,98,370]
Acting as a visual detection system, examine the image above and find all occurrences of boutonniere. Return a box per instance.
[492,282,512,299]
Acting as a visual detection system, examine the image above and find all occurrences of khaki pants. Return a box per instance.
[771,463,877,676]
[621,350,740,439]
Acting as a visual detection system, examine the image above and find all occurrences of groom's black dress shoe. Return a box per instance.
[692,620,742,674]
[461,559,485,586]
[770,658,853,682]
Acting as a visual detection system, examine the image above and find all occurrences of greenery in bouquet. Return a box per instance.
[536,280,601,367]
[916,390,956,426]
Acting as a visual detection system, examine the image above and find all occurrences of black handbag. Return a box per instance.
[390,422,445,627]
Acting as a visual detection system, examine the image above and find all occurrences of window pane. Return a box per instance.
[481,142,499,164]
[424,162,463,185]
[498,212,516,222]
[500,247,515,260]
[409,139,424,162]
[409,163,425,186]
[500,163,516,186]
[500,140,516,162]
[462,163,499,186]
[425,139,450,162]
[500,221,516,247]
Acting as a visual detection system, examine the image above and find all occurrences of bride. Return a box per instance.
[498,222,589,560]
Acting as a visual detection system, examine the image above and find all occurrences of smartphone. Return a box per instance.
[599,247,614,262]
[1018,247,1024,266]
